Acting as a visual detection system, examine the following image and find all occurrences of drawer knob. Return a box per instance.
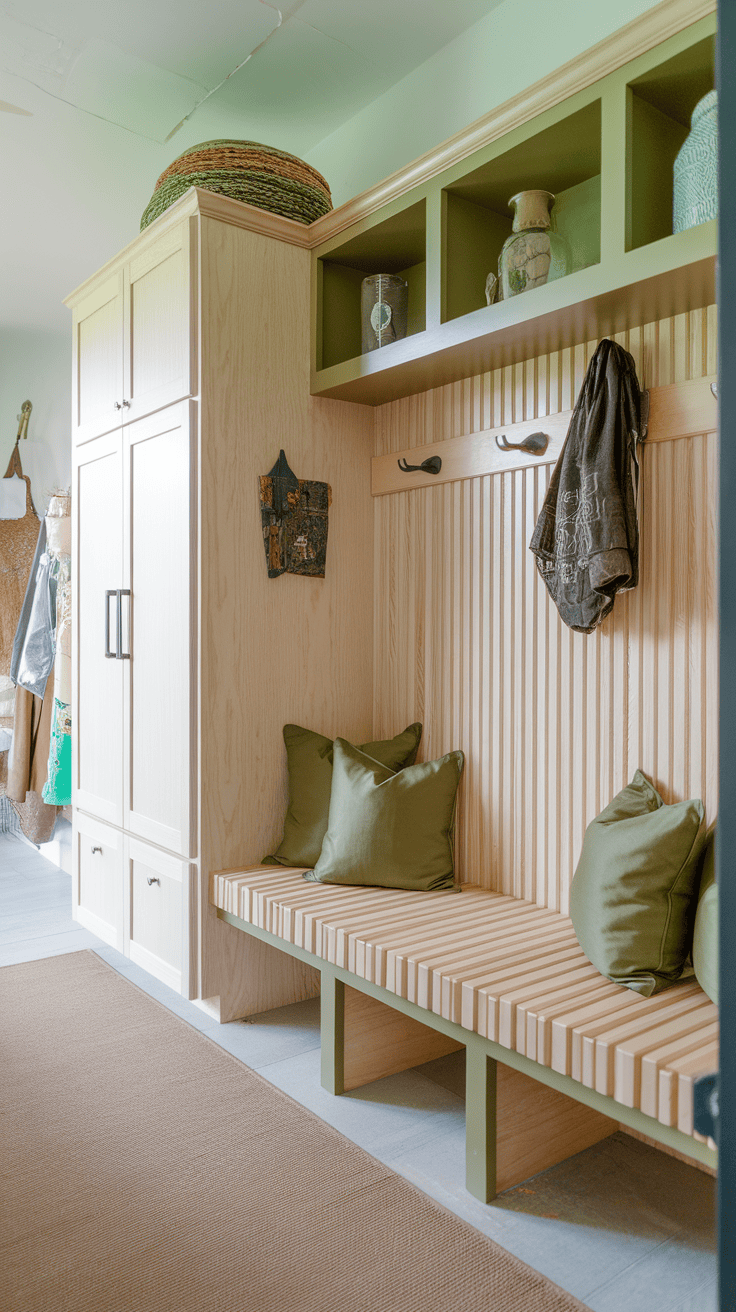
[91,845,102,854]
[147,876,161,886]
[113,401,122,410]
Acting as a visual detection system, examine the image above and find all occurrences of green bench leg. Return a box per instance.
[465,1040,498,1202]
[320,969,345,1096]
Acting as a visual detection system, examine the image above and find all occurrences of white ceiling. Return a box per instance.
[0,0,504,334]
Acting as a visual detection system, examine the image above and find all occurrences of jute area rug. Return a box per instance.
[1,952,590,1312]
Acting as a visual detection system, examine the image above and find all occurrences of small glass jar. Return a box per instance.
[361,274,408,352]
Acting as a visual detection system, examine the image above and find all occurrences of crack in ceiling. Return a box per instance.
[0,2,508,150]
[0,1,296,143]
[0,0,362,145]
[164,0,290,141]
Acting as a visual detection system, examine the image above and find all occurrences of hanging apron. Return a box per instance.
[42,495,71,806]
[0,444,39,678]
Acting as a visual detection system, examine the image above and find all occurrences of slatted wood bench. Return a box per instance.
[212,866,718,1200]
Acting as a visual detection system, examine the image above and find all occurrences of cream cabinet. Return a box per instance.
[73,401,195,993]
[71,219,196,446]
[68,189,375,1019]
[73,813,124,950]
[73,402,195,854]
[74,430,126,826]
[126,837,195,996]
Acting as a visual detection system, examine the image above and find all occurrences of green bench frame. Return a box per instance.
[218,907,717,1201]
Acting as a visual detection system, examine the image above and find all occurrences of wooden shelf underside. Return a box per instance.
[312,239,715,407]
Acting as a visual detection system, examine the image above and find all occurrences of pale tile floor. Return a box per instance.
[0,830,717,1312]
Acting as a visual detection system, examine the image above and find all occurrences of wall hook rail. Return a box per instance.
[495,431,549,455]
[397,456,442,475]
[15,400,32,444]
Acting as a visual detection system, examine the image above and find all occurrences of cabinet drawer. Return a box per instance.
[127,837,195,997]
[73,815,123,949]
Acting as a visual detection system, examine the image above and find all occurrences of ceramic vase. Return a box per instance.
[497,190,569,300]
[673,90,718,233]
[361,274,408,352]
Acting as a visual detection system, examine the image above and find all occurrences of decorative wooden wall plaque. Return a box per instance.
[259,450,331,579]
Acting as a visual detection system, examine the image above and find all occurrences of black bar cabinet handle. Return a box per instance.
[117,589,131,660]
[105,591,117,659]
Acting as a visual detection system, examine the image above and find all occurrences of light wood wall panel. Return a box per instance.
[373,308,718,912]
[198,220,375,1016]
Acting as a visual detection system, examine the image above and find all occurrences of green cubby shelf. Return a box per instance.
[310,12,717,407]
[443,100,602,324]
[627,32,716,252]
[316,201,426,371]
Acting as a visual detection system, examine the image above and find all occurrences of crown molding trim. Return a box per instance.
[193,189,315,248]
[305,0,715,248]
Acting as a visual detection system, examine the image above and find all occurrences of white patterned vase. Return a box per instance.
[497,190,569,301]
[673,90,718,234]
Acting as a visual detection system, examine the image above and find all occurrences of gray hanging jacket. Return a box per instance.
[529,339,643,634]
[10,520,57,699]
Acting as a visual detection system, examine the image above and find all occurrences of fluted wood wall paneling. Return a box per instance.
[373,307,718,913]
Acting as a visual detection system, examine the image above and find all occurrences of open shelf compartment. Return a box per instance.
[442,100,601,324]
[626,33,716,252]
[317,200,426,371]
[309,14,716,406]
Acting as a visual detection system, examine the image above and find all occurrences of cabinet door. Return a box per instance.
[72,272,125,446]
[73,430,124,825]
[125,835,196,997]
[73,813,124,948]
[123,220,196,426]
[124,401,196,858]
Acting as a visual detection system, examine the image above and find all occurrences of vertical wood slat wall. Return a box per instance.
[373,307,718,912]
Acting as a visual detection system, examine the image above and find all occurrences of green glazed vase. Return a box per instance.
[497,190,569,300]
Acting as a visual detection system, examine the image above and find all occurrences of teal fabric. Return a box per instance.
[693,830,718,1005]
[569,770,706,996]
[306,738,464,892]
[265,722,422,869]
[42,697,71,807]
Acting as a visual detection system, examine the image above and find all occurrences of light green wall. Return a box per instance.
[305,0,663,207]
[0,330,71,515]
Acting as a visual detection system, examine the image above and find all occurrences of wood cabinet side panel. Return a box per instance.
[197,219,374,1004]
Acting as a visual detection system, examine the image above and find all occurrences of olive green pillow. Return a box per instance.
[693,830,718,1005]
[265,721,422,869]
[569,770,706,997]
[305,738,464,892]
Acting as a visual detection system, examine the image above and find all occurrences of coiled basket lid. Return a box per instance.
[140,139,332,230]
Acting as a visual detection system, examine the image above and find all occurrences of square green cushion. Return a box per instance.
[265,722,422,869]
[569,770,706,996]
[305,738,464,893]
[692,830,717,1005]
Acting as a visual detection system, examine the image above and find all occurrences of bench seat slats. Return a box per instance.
[211,867,718,1137]
[614,1003,717,1107]
[522,979,620,1064]
[590,990,716,1097]
[417,912,568,1010]
[639,1021,720,1118]
[439,933,579,1023]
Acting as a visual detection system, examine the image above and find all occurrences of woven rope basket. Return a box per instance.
[141,140,332,230]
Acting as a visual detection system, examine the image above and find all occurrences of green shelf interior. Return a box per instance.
[442,100,601,324]
[627,34,715,251]
[318,200,426,370]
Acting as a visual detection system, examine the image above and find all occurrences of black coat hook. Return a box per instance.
[397,456,442,475]
[495,431,549,455]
